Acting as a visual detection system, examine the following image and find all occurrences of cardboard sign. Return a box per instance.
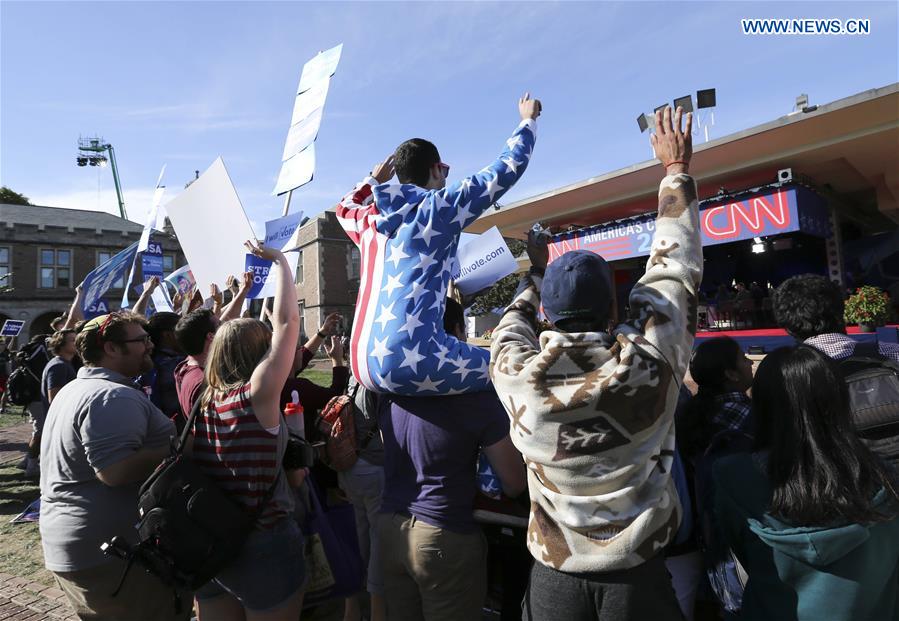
[451,227,518,296]
[244,252,300,300]
[273,143,316,196]
[264,212,306,252]
[296,43,342,93]
[164,158,256,294]
[82,242,139,314]
[1,320,24,337]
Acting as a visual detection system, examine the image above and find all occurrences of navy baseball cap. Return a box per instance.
[542,250,613,326]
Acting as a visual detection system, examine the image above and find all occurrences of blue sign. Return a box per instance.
[82,242,139,314]
[142,238,164,280]
[244,253,272,300]
[84,298,110,321]
[1,320,24,337]
[549,185,830,263]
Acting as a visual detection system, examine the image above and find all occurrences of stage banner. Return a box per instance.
[1,320,24,337]
[81,242,139,314]
[549,185,827,263]
[264,212,306,252]
[451,227,519,295]
[164,157,256,294]
[244,252,300,300]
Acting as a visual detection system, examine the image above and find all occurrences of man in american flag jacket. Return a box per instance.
[336,93,542,395]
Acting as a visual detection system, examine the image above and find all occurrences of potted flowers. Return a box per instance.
[844,285,889,332]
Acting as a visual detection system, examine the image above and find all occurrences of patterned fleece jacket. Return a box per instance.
[489,173,702,573]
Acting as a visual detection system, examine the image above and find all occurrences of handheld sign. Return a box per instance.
[244,252,300,300]
[1,320,24,337]
[264,212,305,252]
[451,227,519,296]
[81,242,139,315]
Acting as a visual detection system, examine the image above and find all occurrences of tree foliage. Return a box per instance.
[0,187,31,206]
[467,239,527,316]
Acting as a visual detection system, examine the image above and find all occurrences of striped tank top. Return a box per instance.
[192,383,293,529]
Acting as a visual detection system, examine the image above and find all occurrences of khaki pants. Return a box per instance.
[379,512,487,621]
[54,559,192,621]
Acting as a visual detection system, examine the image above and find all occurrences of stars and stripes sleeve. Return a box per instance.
[434,119,537,234]
[335,175,379,246]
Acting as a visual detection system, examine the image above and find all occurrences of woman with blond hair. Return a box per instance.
[191,241,304,621]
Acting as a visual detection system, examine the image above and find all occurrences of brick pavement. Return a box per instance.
[0,421,31,467]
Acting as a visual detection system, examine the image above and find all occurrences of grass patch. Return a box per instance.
[0,464,52,586]
[298,368,333,388]
[0,405,27,429]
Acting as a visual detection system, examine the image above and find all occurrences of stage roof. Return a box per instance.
[470,83,899,238]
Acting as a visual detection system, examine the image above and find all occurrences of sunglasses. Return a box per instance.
[437,162,450,178]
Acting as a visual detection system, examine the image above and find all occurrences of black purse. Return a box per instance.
[103,393,281,599]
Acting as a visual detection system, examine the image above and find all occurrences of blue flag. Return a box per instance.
[82,242,139,314]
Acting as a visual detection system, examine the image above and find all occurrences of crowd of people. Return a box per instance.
[0,96,897,621]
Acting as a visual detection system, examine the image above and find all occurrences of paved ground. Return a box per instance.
[0,423,77,621]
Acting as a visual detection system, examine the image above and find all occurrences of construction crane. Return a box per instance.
[76,136,127,219]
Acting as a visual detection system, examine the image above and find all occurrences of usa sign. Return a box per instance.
[549,185,830,262]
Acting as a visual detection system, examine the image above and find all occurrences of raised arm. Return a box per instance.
[489,229,547,386]
[335,158,393,245]
[219,271,252,322]
[61,284,85,330]
[248,241,300,426]
[620,106,702,379]
[132,276,160,317]
[433,93,541,233]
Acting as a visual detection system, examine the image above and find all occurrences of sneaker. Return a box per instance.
[24,457,40,479]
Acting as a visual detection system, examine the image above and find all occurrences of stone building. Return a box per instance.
[292,210,359,338]
[0,203,185,339]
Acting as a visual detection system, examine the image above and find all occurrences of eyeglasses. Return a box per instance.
[116,334,152,346]
[437,163,450,178]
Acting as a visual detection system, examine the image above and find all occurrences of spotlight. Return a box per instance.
[673,95,694,113]
[654,104,669,115]
[697,89,717,109]
[637,113,649,133]
[751,241,766,254]
[76,156,88,167]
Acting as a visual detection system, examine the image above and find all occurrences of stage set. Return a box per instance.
[471,85,899,354]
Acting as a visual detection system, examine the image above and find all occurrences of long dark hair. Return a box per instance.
[681,337,744,458]
[753,345,899,525]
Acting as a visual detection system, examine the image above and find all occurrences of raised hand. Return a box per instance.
[372,155,395,184]
[526,228,549,272]
[650,106,693,175]
[240,270,253,292]
[226,274,239,294]
[320,312,341,336]
[244,239,283,263]
[324,335,344,363]
[519,92,542,121]
[143,275,161,292]
[210,283,223,307]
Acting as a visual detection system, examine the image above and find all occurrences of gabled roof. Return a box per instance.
[0,203,143,233]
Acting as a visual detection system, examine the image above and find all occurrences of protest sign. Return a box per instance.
[451,227,518,296]
[165,265,196,296]
[291,80,329,125]
[84,298,110,321]
[273,140,316,196]
[138,165,167,253]
[123,237,166,308]
[282,107,323,161]
[296,44,342,93]
[81,242,139,314]
[164,158,256,294]
[1,320,24,337]
[244,252,300,300]
[264,212,305,252]
[150,288,174,313]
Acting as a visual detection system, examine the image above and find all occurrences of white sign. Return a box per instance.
[264,212,306,252]
[291,79,330,126]
[164,158,256,294]
[282,107,324,161]
[273,144,315,196]
[296,44,342,93]
[150,287,174,313]
[451,226,519,296]
[138,165,168,253]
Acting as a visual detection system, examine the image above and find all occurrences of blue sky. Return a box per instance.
[2,1,896,236]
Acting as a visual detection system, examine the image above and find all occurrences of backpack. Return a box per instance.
[315,384,379,472]
[101,394,281,604]
[840,340,899,470]
[6,341,50,406]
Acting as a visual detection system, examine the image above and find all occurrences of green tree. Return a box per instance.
[467,239,527,316]
[0,187,31,206]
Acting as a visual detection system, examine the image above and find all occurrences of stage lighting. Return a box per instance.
[751,241,766,254]
[674,95,693,112]
[654,104,669,115]
[697,89,717,109]
[76,157,88,167]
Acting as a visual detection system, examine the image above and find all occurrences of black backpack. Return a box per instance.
[841,341,899,470]
[101,394,281,603]
[6,341,50,406]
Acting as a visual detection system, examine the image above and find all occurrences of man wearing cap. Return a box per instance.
[489,106,702,619]
[39,312,188,619]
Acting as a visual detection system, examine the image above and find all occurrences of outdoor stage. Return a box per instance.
[695,325,899,353]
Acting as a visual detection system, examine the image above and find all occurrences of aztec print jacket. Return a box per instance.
[490,173,702,573]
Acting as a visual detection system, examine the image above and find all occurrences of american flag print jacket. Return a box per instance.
[336,119,537,395]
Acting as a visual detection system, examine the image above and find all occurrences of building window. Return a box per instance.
[295,250,304,284]
[298,300,305,337]
[97,251,125,289]
[39,248,72,288]
[163,254,175,276]
[348,246,360,280]
[0,247,10,287]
